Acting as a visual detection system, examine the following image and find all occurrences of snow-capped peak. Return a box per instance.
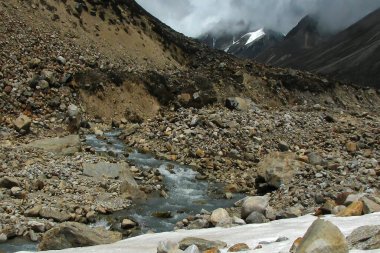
[245,28,266,45]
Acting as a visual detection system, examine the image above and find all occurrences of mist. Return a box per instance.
[135,0,380,37]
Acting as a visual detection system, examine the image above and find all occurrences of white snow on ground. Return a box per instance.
[19,212,380,253]
[245,28,265,45]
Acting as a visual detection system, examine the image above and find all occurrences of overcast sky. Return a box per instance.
[135,0,380,37]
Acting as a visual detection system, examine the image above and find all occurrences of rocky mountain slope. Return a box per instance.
[0,0,378,125]
[257,9,380,88]
[0,0,380,252]
[255,15,327,65]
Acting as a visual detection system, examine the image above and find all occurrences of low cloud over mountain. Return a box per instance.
[136,0,380,37]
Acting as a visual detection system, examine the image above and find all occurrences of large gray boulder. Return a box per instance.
[83,162,145,199]
[82,162,132,180]
[27,135,80,155]
[241,195,269,219]
[361,197,380,214]
[210,208,231,226]
[245,211,268,224]
[38,222,122,251]
[257,152,305,188]
[295,219,348,253]
[347,225,380,250]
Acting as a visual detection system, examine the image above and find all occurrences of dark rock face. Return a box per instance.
[256,15,326,66]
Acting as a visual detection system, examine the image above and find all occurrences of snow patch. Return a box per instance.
[19,212,380,253]
[245,28,265,45]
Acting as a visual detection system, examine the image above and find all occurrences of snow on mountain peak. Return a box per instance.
[245,28,265,45]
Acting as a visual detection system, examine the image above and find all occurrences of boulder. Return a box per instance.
[27,135,80,155]
[89,162,145,200]
[0,177,20,189]
[257,152,305,188]
[332,205,346,215]
[13,114,31,132]
[24,205,42,217]
[225,97,250,111]
[278,141,289,152]
[121,219,137,229]
[38,80,49,89]
[232,216,246,225]
[337,201,363,217]
[295,219,348,253]
[38,222,122,251]
[187,219,210,230]
[57,56,66,65]
[210,208,230,226]
[346,142,358,152]
[29,230,38,242]
[281,206,302,218]
[307,152,323,165]
[245,212,267,224]
[241,195,269,219]
[228,243,249,252]
[179,237,227,251]
[67,104,81,132]
[157,240,182,253]
[39,207,71,222]
[10,187,25,198]
[203,248,220,253]
[361,197,380,214]
[28,221,46,233]
[344,193,365,205]
[347,225,380,250]
[40,69,56,85]
[83,162,132,179]
[320,199,337,214]
[184,245,201,253]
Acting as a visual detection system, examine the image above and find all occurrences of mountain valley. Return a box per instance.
[0,1,379,253]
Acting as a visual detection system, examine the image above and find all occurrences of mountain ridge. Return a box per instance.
[256,9,380,88]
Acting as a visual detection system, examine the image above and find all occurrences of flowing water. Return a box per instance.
[86,131,244,234]
[0,238,37,253]
[1,131,243,252]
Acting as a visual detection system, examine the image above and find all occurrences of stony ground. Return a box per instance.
[1,0,380,251]
[1,97,380,245]
[129,103,380,212]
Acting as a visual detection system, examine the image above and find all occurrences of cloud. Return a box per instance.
[135,0,380,37]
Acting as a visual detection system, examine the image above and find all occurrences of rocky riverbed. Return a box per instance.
[126,102,380,215]
[1,99,379,252]
[0,119,244,251]
[1,0,380,252]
